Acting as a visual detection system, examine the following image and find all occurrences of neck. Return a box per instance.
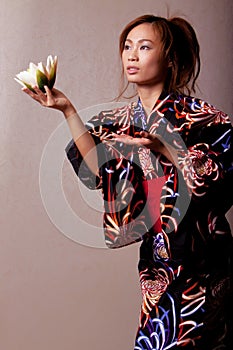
[137,84,164,115]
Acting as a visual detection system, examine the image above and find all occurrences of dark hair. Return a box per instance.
[118,14,200,97]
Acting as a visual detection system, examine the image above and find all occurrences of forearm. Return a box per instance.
[65,110,99,176]
[22,85,99,176]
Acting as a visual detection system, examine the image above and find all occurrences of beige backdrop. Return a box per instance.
[1,0,233,349]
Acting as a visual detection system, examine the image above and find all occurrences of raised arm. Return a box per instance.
[23,85,98,176]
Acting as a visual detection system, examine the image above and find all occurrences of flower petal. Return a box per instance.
[38,62,48,78]
[48,56,57,89]
[14,77,36,92]
[15,55,58,92]
[46,55,52,72]
[16,70,37,86]
[28,62,38,77]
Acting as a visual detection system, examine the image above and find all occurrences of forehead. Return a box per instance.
[126,22,161,42]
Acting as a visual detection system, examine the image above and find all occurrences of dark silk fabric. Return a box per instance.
[66,92,233,349]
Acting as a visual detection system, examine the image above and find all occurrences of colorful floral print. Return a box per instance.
[66,91,233,349]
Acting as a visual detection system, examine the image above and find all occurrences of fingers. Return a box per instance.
[111,131,163,151]
[44,86,55,105]
[140,131,164,144]
[111,133,144,146]
[140,130,149,137]
[22,86,42,102]
[22,85,52,106]
[140,130,155,140]
[44,85,52,96]
[34,85,49,98]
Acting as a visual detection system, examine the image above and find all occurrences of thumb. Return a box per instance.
[140,130,154,140]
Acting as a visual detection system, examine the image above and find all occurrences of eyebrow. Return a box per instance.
[125,38,154,43]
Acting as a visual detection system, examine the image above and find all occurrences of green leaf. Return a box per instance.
[36,69,49,92]
[24,82,36,93]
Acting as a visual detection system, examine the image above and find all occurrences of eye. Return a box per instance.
[140,45,150,50]
[123,44,131,50]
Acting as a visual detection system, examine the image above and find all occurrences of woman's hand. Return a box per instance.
[112,131,163,150]
[112,131,178,166]
[22,85,76,118]
[22,85,98,175]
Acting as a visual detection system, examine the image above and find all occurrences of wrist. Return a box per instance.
[62,103,77,119]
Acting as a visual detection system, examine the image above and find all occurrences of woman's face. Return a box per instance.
[122,23,168,88]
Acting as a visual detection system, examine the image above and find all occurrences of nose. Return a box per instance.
[128,49,138,61]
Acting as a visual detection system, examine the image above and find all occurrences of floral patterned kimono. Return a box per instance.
[66,92,233,349]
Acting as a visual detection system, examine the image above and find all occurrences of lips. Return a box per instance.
[127,66,139,74]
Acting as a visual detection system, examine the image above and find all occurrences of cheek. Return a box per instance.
[143,57,159,73]
[140,53,157,66]
[148,56,165,72]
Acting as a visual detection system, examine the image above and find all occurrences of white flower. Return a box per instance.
[14,55,57,92]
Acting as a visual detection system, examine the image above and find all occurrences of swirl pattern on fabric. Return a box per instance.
[66,92,233,349]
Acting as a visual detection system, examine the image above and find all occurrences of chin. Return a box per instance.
[127,76,141,84]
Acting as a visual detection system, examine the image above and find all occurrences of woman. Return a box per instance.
[23,14,232,350]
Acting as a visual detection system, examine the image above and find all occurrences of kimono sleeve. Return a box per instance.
[65,137,103,190]
[65,104,130,190]
[178,108,233,201]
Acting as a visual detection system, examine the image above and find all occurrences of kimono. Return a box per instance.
[66,92,233,349]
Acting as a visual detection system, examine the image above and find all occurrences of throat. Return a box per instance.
[138,87,163,116]
[143,106,152,116]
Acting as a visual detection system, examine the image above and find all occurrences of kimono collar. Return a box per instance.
[133,91,176,130]
[135,90,176,115]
